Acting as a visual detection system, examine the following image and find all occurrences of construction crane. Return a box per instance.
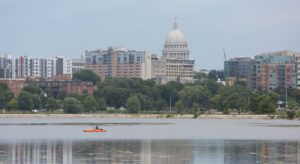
[223,48,227,61]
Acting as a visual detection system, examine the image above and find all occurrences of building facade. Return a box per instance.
[224,57,253,87]
[252,50,297,91]
[85,47,152,80]
[152,19,195,84]
[72,58,85,73]
[13,56,71,79]
[56,57,72,76]
[0,54,15,79]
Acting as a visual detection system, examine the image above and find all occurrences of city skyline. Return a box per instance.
[1,0,300,70]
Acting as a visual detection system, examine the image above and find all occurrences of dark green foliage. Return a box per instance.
[256,95,276,114]
[175,100,184,115]
[96,98,107,111]
[83,96,97,113]
[0,83,13,109]
[18,91,33,111]
[126,96,141,113]
[46,97,58,111]
[287,110,295,120]
[208,70,218,81]
[32,94,42,109]
[63,97,83,114]
[67,92,82,100]
[213,84,250,113]
[179,85,210,110]
[56,99,63,110]
[8,98,18,110]
[23,85,42,94]
[73,69,100,84]
[192,103,201,118]
[154,99,166,113]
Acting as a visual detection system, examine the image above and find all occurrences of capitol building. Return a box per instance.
[152,18,195,84]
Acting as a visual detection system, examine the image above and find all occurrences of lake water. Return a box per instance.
[0,118,300,163]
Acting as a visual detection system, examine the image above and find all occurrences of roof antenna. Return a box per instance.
[173,16,179,29]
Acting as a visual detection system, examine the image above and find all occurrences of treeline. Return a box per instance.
[1,69,300,114]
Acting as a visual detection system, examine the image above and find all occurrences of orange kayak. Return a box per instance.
[83,129,107,132]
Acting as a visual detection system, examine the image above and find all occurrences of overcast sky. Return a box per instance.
[1,0,299,70]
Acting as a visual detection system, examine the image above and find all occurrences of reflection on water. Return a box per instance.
[0,140,299,164]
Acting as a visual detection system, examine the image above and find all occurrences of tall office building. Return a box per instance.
[14,56,71,79]
[85,47,152,80]
[224,57,252,86]
[56,57,72,76]
[152,18,195,84]
[252,50,297,91]
[294,54,300,89]
[0,54,15,79]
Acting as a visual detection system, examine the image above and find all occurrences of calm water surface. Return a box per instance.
[0,118,300,163]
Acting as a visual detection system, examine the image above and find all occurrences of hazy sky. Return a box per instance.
[1,0,299,70]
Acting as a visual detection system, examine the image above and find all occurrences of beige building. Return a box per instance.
[152,18,195,84]
[85,47,152,80]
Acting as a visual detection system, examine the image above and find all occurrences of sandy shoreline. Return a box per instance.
[0,114,276,119]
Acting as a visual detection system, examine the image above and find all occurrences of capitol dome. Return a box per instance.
[165,19,187,45]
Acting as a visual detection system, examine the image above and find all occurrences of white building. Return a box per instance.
[142,52,152,80]
[56,57,72,76]
[72,58,85,73]
[152,18,195,84]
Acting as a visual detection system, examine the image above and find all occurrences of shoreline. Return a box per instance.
[0,114,278,119]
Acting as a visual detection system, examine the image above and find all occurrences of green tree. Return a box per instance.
[249,93,260,113]
[56,99,63,110]
[208,70,218,81]
[0,83,13,109]
[96,98,107,111]
[0,90,13,109]
[192,103,201,118]
[216,84,250,113]
[179,85,210,110]
[63,97,83,114]
[83,96,97,113]
[23,85,41,94]
[288,100,299,110]
[46,97,58,111]
[72,69,100,84]
[256,95,276,114]
[126,96,141,113]
[18,91,33,111]
[161,81,183,107]
[175,100,184,114]
[101,86,129,108]
[194,72,208,81]
[8,98,18,110]
[154,99,166,113]
[32,94,42,109]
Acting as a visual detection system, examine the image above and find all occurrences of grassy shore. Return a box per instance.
[0,113,280,119]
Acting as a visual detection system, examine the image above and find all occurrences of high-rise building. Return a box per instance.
[294,54,300,89]
[85,47,152,80]
[224,57,252,86]
[0,54,15,79]
[40,58,57,78]
[252,50,297,91]
[56,57,72,76]
[13,56,71,79]
[224,57,252,80]
[152,18,195,84]
[72,58,85,73]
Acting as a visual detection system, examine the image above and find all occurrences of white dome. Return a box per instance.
[165,29,187,44]
[165,19,187,44]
